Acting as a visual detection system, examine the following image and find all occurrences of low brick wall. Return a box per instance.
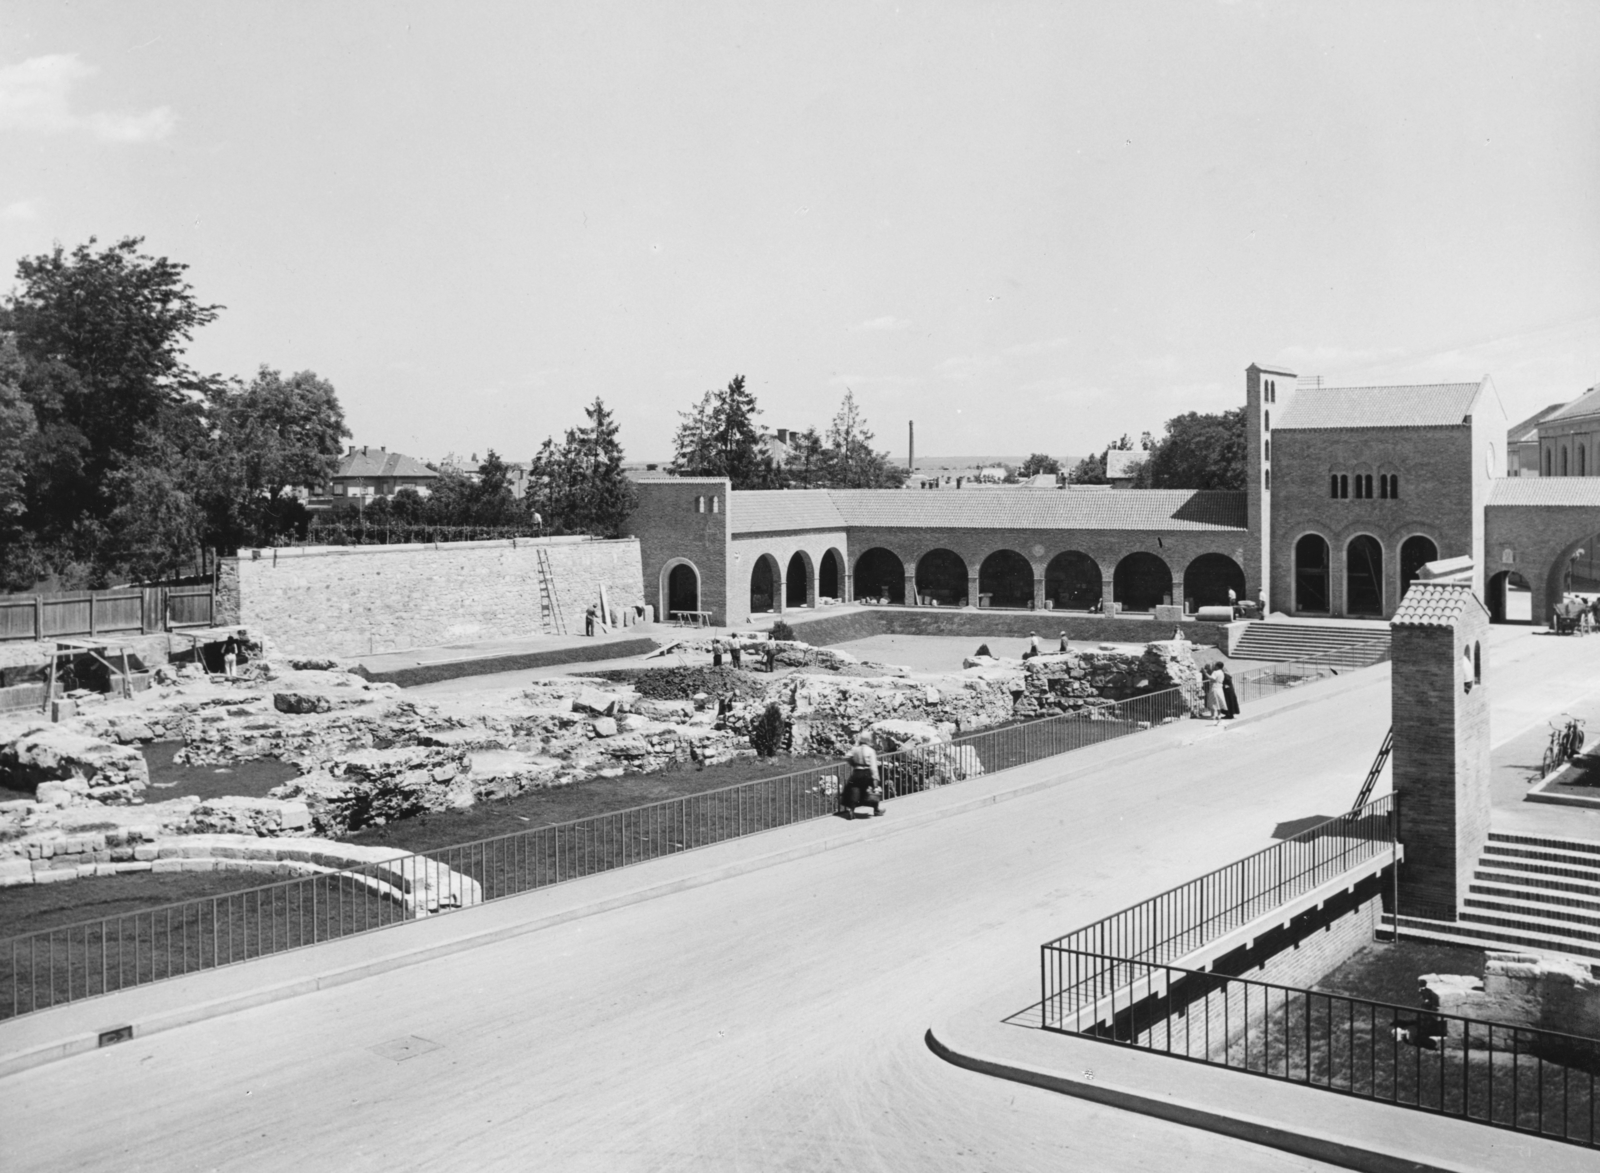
[227,537,645,659]
[783,607,1229,650]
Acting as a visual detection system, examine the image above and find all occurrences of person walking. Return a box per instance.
[764,640,778,673]
[1221,666,1240,720]
[1228,588,1239,619]
[1207,662,1227,726]
[839,732,883,818]
[729,638,743,669]
[1057,631,1069,653]
[584,605,596,637]
[711,635,724,668]
[222,636,240,679]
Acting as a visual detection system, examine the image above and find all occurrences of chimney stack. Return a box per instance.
[908,420,915,477]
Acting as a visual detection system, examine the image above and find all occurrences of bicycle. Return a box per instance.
[1542,716,1586,777]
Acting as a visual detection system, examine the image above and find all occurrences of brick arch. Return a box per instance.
[1112,551,1173,612]
[915,548,969,606]
[977,548,1035,609]
[784,549,816,608]
[659,557,702,622]
[819,547,846,601]
[749,552,783,615]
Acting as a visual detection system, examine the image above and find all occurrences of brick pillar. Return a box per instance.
[1102,574,1117,616]
[774,575,786,614]
[844,571,854,603]
[1033,571,1047,610]
[967,573,980,608]
[1391,580,1492,921]
[904,572,918,606]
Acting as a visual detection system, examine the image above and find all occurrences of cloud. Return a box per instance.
[0,198,38,221]
[852,315,912,332]
[0,54,174,143]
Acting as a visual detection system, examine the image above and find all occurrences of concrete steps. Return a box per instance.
[1230,621,1391,665]
[1386,831,1600,962]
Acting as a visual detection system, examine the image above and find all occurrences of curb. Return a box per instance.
[925,1024,1479,1173]
[354,636,660,687]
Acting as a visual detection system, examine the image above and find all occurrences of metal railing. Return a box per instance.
[1,686,1191,1020]
[1041,795,1398,1030]
[1048,955,1598,1149]
[1231,641,1391,705]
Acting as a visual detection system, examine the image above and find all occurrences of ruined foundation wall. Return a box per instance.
[229,538,644,658]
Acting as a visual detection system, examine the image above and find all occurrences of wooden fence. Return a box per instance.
[0,585,215,643]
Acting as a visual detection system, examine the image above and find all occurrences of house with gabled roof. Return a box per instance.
[326,445,440,509]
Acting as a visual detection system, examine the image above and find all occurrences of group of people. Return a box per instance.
[1203,660,1240,725]
[711,634,779,672]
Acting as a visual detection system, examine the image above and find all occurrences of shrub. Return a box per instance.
[749,703,788,758]
[770,620,796,642]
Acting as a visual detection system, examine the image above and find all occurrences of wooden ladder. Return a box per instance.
[1350,727,1393,813]
[536,547,566,635]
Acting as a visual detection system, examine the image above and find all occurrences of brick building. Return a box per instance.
[629,361,1600,629]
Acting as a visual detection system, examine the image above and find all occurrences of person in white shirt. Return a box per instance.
[840,732,883,818]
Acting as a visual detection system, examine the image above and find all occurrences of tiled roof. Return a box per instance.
[335,449,438,479]
[1276,382,1482,430]
[727,488,1246,533]
[1488,478,1600,507]
[1391,582,1476,628]
[1507,402,1568,443]
[729,492,847,533]
[1545,386,1600,423]
[1105,450,1147,479]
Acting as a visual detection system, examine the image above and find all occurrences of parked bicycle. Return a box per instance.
[1541,715,1586,777]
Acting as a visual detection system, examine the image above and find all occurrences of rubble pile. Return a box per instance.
[0,634,1209,875]
[1013,640,1203,718]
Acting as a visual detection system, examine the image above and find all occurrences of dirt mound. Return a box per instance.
[593,666,764,700]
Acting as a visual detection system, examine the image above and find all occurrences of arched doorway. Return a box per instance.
[784,551,812,608]
[978,550,1034,609]
[819,549,843,601]
[1045,551,1101,610]
[915,549,969,606]
[1487,570,1533,623]
[1112,552,1171,612]
[1399,535,1438,599]
[664,561,699,618]
[750,554,780,614]
[1346,535,1384,616]
[1295,534,1329,613]
[1181,553,1246,611]
[853,547,905,604]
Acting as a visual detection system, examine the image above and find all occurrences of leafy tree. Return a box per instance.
[1019,453,1061,477]
[825,389,904,488]
[204,366,349,547]
[0,336,40,586]
[1069,452,1107,484]
[1139,408,1246,490]
[522,398,636,536]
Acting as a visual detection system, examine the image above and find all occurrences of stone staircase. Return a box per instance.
[1230,620,1392,666]
[1387,831,1600,962]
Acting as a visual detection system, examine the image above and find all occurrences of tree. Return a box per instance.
[204,366,349,547]
[0,336,40,587]
[783,426,827,488]
[1019,453,1061,477]
[670,375,782,489]
[825,389,905,488]
[523,398,637,537]
[1069,452,1107,484]
[1139,408,1247,490]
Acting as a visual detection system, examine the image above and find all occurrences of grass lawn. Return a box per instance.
[0,869,271,941]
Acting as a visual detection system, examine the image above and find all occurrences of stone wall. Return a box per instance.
[782,606,1230,650]
[228,537,645,658]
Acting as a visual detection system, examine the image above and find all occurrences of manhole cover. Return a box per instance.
[369,1035,442,1063]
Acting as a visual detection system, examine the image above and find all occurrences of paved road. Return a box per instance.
[3,626,1590,1172]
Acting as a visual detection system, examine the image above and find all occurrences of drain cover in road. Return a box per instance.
[369,1035,442,1062]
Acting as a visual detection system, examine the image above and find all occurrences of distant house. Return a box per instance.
[326,446,440,508]
[1105,450,1147,488]
[1506,403,1565,476]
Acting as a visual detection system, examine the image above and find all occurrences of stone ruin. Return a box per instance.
[0,634,1206,885]
[1422,950,1600,1040]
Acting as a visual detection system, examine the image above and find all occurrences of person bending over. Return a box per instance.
[839,732,883,818]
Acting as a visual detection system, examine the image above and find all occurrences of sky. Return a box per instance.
[2,2,1598,462]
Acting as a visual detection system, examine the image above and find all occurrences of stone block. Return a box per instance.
[151,859,186,873]
[133,844,160,861]
[31,868,75,884]
[179,859,218,872]
[590,717,619,738]
[0,858,33,882]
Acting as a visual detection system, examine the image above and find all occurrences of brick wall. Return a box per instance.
[728,530,850,624]
[631,479,731,625]
[229,537,644,658]
[1270,425,1475,618]
[784,606,1230,650]
[1391,599,1491,919]
[1484,503,1600,622]
[839,525,1254,613]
